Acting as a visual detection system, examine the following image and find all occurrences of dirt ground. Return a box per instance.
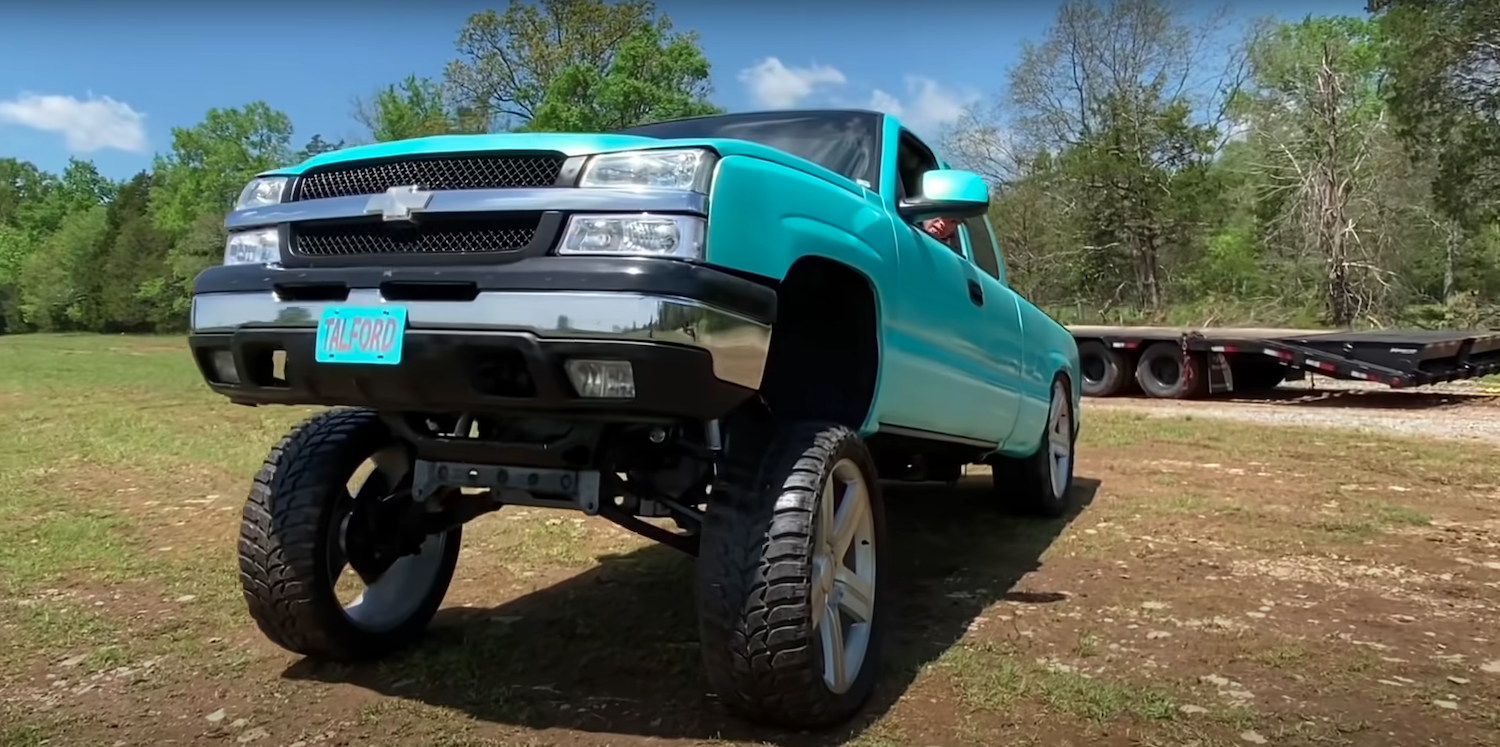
[2,335,1499,747]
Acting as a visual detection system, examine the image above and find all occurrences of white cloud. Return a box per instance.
[866,76,978,137]
[738,57,847,108]
[0,92,148,153]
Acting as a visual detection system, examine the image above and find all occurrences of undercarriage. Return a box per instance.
[391,412,719,556]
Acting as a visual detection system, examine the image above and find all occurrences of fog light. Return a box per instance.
[565,359,635,398]
[210,349,241,385]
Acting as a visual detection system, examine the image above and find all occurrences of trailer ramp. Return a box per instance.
[1069,325,1500,399]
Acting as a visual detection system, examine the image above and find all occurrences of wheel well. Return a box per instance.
[759,257,880,428]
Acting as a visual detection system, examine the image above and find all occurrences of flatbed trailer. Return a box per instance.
[1068,325,1500,399]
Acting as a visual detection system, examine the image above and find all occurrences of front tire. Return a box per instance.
[696,421,889,729]
[238,408,461,662]
[991,376,1078,518]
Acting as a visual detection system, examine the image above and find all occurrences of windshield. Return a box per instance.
[618,110,881,189]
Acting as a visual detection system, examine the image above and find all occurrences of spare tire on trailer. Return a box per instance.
[1077,340,1136,397]
[1135,342,1208,399]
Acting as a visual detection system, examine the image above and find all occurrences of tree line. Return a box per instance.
[0,0,720,334]
[946,0,1500,329]
[1,0,1496,335]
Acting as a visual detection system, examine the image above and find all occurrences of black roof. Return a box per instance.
[619,108,886,132]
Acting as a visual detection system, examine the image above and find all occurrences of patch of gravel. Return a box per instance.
[1096,401,1500,443]
[1090,376,1500,444]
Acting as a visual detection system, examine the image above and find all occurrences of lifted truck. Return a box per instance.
[1071,324,1500,399]
[188,109,1081,729]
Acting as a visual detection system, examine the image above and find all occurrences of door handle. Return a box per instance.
[967,279,984,307]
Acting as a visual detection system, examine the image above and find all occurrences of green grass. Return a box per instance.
[3,333,1500,746]
[941,641,1178,725]
[0,334,306,674]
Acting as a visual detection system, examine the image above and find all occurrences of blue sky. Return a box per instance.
[1,0,1369,180]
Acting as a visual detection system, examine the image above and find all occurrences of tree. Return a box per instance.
[295,134,344,161]
[523,19,720,131]
[76,172,172,331]
[0,159,57,329]
[16,207,108,331]
[444,0,718,132]
[1239,16,1393,326]
[149,102,295,237]
[1370,0,1500,225]
[950,0,1241,311]
[0,158,51,226]
[353,75,469,142]
[146,102,294,324]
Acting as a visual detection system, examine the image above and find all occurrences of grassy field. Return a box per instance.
[1,333,1499,747]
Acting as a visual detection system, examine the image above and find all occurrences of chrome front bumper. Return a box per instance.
[190,290,772,390]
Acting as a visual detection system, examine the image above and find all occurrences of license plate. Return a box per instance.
[314,306,407,365]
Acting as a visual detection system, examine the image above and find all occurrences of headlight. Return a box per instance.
[223,228,281,266]
[578,149,710,191]
[234,177,290,210]
[558,214,704,261]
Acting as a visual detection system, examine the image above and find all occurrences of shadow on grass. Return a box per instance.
[283,475,1100,745]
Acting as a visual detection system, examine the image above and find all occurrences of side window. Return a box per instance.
[894,130,940,202]
[963,215,1005,283]
[895,130,967,255]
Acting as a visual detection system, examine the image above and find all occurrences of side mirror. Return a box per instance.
[897,169,990,223]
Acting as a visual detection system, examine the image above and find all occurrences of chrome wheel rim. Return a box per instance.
[810,458,877,695]
[331,446,448,633]
[1047,382,1073,500]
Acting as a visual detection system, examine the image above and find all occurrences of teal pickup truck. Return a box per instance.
[189,109,1081,728]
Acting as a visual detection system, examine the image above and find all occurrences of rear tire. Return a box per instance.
[1078,340,1135,397]
[990,376,1078,518]
[697,421,889,729]
[238,408,461,662]
[1135,342,1208,399]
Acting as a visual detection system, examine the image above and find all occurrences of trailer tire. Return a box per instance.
[1078,340,1135,397]
[1135,343,1208,400]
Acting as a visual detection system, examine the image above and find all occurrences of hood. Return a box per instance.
[261,131,868,196]
[268,133,701,176]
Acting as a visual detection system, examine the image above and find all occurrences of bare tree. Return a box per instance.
[998,0,1244,155]
[947,0,1245,310]
[1243,17,1391,327]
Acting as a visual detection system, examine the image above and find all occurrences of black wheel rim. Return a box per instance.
[1149,355,1181,387]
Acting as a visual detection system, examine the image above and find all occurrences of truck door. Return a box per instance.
[880,130,998,442]
[957,215,1024,443]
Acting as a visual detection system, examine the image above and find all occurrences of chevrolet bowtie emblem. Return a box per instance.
[365,184,435,222]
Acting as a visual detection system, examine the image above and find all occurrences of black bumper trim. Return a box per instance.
[189,330,758,421]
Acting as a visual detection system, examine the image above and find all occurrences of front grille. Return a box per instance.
[293,154,566,201]
[293,215,540,257]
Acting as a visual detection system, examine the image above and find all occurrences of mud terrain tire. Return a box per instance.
[697,421,890,729]
[238,408,461,662]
